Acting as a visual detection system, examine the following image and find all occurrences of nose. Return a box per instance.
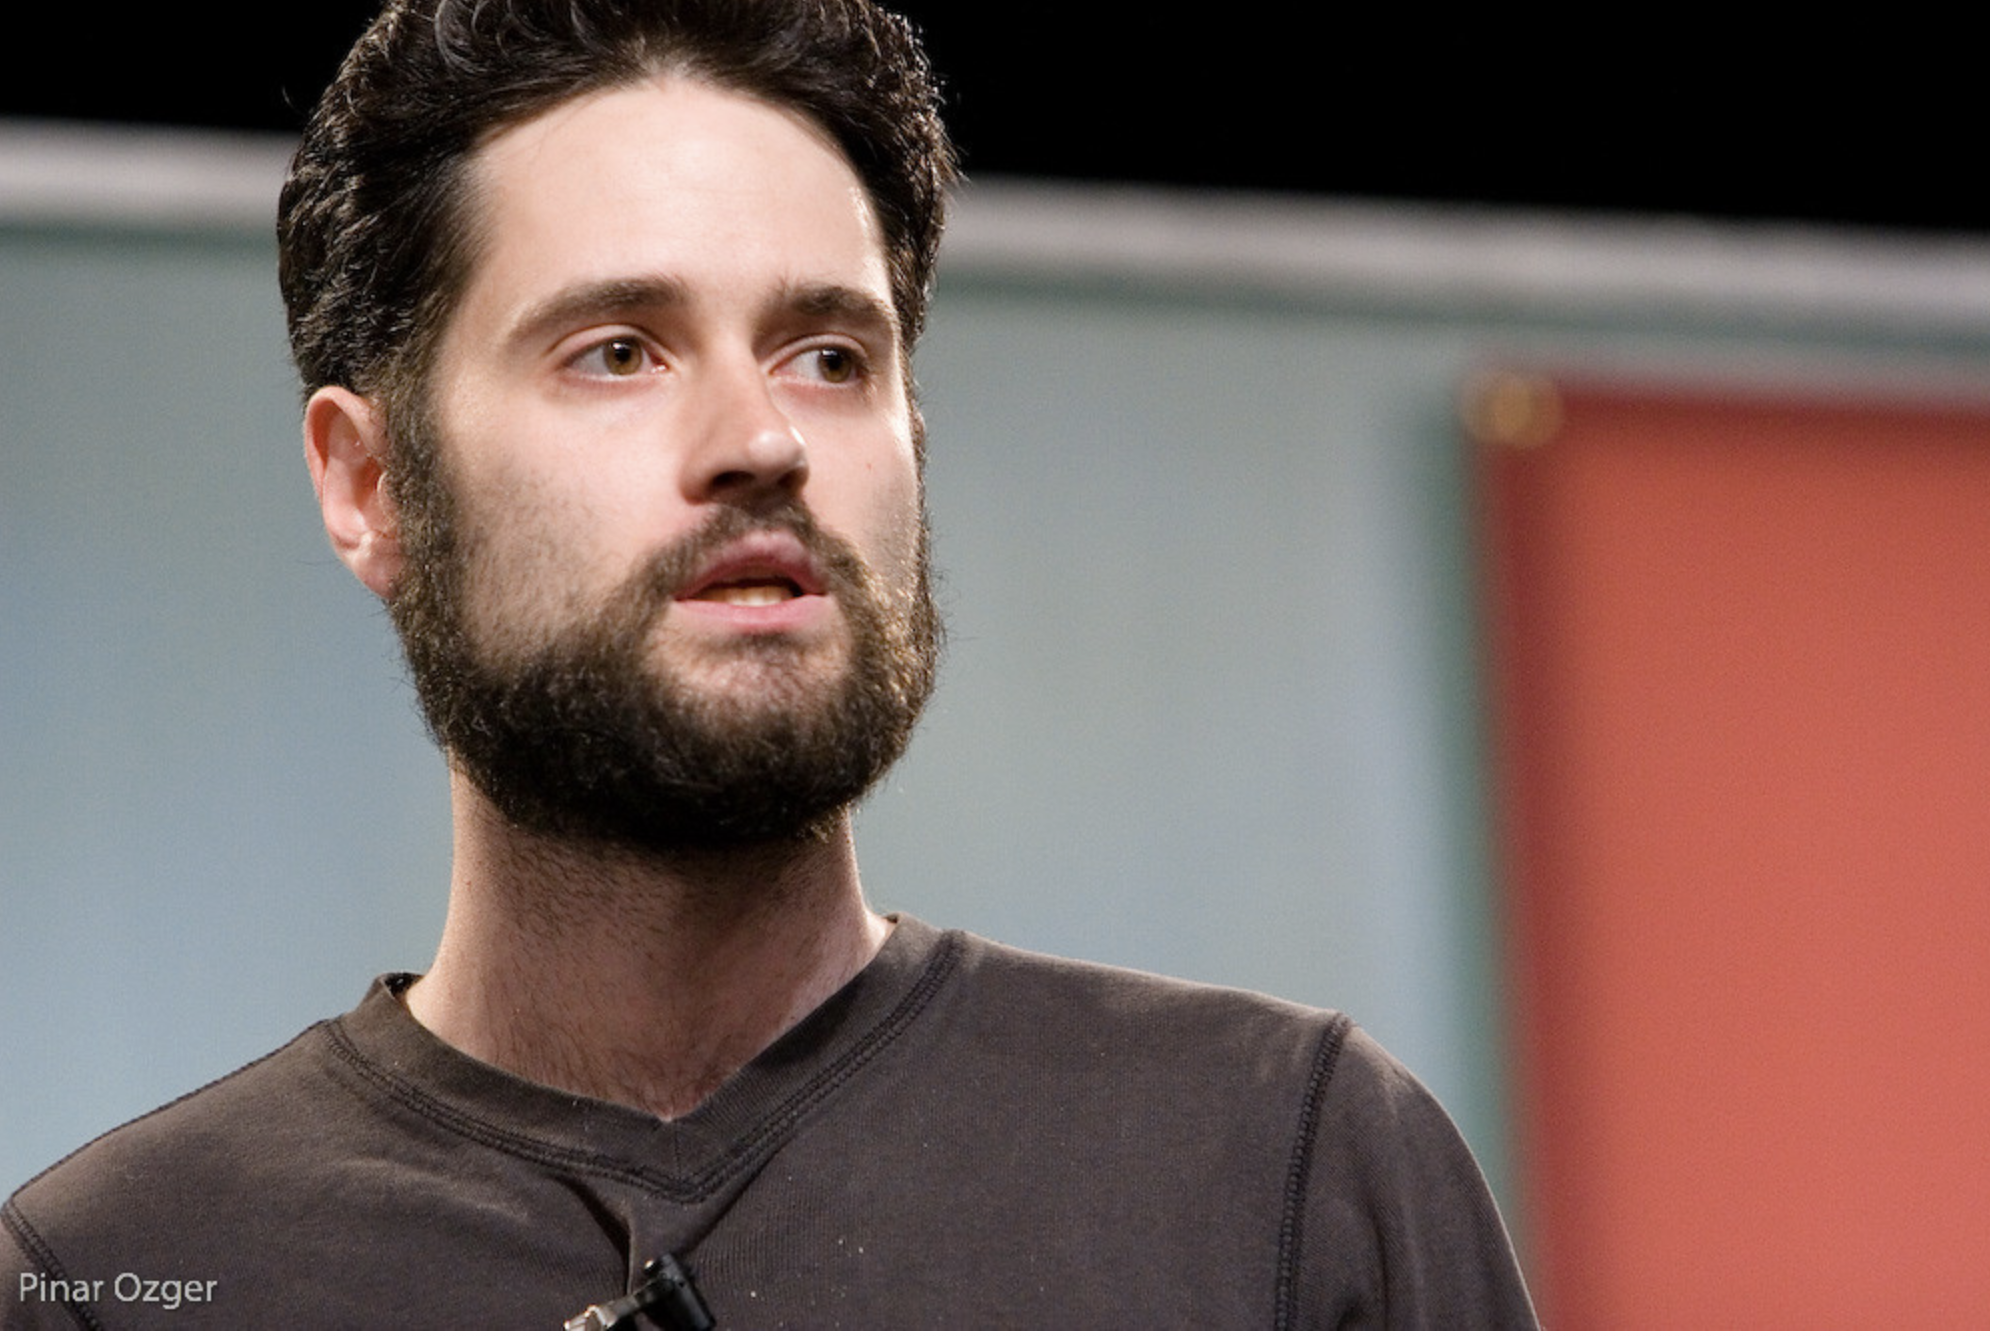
[679,363,810,505]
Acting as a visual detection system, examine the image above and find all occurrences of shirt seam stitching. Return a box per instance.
[1274,1010,1352,1329]
[318,931,963,1203]
[4,1197,104,1331]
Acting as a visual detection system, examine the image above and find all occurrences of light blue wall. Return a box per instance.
[8,145,1990,1239]
[0,222,452,1188]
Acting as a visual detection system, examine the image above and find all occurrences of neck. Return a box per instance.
[404,771,892,1119]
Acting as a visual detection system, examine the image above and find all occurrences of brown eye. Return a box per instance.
[598,337,646,376]
[811,347,857,383]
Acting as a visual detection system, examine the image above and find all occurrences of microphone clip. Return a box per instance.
[565,1254,715,1330]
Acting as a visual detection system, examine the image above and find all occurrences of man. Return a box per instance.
[2,0,1536,1327]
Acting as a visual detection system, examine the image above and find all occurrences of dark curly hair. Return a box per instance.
[277,0,956,409]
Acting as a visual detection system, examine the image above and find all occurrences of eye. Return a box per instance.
[573,335,652,378]
[793,344,863,385]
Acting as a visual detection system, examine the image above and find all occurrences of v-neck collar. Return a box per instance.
[321,913,958,1200]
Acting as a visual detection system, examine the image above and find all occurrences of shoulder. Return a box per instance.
[2,996,407,1329]
[5,1016,340,1223]
[912,928,1411,1199]
[9,1020,342,1212]
[920,926,1469,1130]
[936,925,1350,1063]
[933,926,1468,1163]
[918,926,1537,1327]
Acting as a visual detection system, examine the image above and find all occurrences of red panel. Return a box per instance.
[1475,373,1990,1328]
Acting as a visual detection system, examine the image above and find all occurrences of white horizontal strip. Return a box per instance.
[944,178,1990,337]
[7,121,1990,337]
[0,121,294,230]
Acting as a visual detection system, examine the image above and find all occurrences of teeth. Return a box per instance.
[700,583,793,606]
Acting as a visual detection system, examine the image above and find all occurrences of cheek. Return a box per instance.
[846,450,926,590]
[444,449,642,652]
[452,499,585,656]
[440,393,671,595]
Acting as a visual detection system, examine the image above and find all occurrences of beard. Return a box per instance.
[386,442,940,856]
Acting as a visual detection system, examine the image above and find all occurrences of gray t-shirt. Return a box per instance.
[3,917,1535,1328]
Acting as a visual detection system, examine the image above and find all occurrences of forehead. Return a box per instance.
[449,76,895,347]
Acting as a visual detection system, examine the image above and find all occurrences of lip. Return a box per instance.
[677,530,827,599]
[670,530,833,630]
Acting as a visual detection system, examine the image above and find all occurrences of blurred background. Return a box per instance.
[5,8,1989,1326]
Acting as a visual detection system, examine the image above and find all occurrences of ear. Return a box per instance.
[304,386,403,599]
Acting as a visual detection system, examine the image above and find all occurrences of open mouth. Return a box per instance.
[688,574,807,606]
[675,531,828,611]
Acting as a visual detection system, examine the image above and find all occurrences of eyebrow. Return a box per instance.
[507,276,691,350]
[506,276,901,352]
[778,281,901,346]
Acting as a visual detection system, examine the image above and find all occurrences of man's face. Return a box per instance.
[386,76,939,851]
